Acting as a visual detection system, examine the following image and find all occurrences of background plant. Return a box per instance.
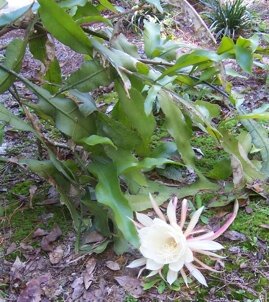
[200,0,251,39]
[0,0,268,254]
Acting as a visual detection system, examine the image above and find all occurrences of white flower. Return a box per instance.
[128,194,239,287]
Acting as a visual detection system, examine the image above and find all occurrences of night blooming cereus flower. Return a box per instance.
[128,194,239,286]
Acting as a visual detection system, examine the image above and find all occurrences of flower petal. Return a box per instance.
[189,231,215,240]
[146,259,163,271]
[180,199,188,229]
[185,263,208,287]
[149,193,166,221]
[167,198,177,226]
[184,247,194,263]
[191,249,225,259]
[146,270,159,278]
[180,268,189,287]
[136,212,153,227]
[127,258,147,268]
[184,206,204,237]
[194,257,221,273]
[169,259,184,271]
[208,200,239,240]
[167,269,178,285]
[187,240,224,251]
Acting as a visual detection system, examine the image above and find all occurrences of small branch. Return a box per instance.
[105,3,149,20]
[81,27,109,41]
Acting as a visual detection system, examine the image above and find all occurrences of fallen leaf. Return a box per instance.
[82,230,104,244]
[115,276,143,298]
[32,228,48,238]
[6,242,17,255]
[41,226,62,252]
[106,261,120,271]
[83,258,96,290]
[17,274,50,302]
[49,245,64,264]
[71,276,84,300]
[10,256,25,281]
[224,230,246,241]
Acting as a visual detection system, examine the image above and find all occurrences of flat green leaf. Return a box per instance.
[58,0,87,8]
[220,128,264,180]
[67,89,97,117]
[217,36,234,54]
[112,34,140,58]
[89,162,139,247]
[65,60,110,92]
[98,0,117,12]
[115,82,156,155]
[159,91,196,169]
[29,28,47,64]
[38,0,92,55]
[0,104,33,132]
[0,123,4,145]
[207,158,232,180]
[238,107,269,175]
[43,58,62,94]
[145,0,163,13]
[143,21,161,58]
[195,100,220,118]
[126,179,218,211]
[0,39,26,93]
[81,134,117,148]
[235,45,252,73]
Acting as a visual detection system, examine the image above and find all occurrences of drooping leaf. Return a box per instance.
[81,135,117,149]
[29,27,48,63]
[38,0,92,55]
[89,162,139,247]
[0,39,26,93]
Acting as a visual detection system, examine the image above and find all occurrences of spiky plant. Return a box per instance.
[201,0,251,39]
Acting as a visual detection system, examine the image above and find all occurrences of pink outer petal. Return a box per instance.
[191,249,225,259]
[188,231,215,241]
[149,193,166,221]
[180,268,189,287]
[184,207,204,237]
[180,199,188,229]
[167,197,178,226]
[207,200,239,241]
[194,257,222,273]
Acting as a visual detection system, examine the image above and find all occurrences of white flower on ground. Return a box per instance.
[128,194,239,287]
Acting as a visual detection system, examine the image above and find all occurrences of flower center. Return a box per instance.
[163,237,178,252]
